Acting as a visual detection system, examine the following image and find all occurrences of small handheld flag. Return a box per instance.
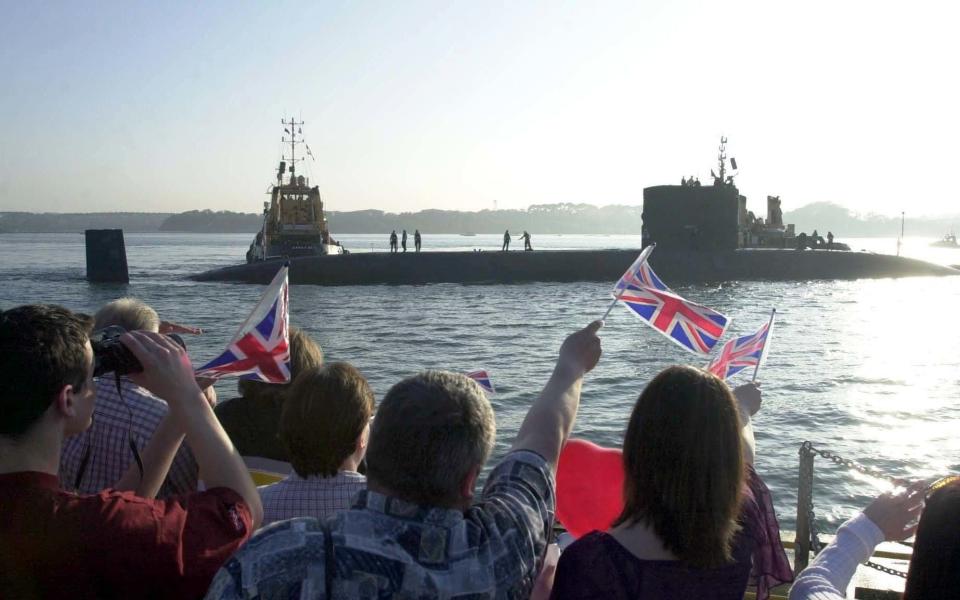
[195,265,291,383]
[465,370,495,394]
[606,244,731,355]
[706,309,776,381]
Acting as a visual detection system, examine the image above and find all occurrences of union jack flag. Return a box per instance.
[705,317,774,380]
[196,265,291,383]
[612,245,730,355]
[465,370,495,394]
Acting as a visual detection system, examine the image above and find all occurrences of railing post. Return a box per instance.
[795,444,814,574]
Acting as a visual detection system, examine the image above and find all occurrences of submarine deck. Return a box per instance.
[190,248,959,286]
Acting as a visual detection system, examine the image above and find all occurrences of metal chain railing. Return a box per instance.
[798,441,910,579]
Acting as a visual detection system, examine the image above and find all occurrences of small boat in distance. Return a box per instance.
[930,233,958,249]
[246,118,343,263]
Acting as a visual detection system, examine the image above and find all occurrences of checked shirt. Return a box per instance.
[259,470,366,526]
[60,374,199,498]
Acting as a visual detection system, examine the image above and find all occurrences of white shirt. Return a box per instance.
[789,512,885,600]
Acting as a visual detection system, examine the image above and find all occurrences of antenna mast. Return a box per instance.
[281,117,305,184]
[717,136,728,183]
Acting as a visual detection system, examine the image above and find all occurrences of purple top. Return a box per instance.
[551,466,792,600]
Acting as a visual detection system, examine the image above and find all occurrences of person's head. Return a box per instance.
[280,362,375,478]
[0,305,95,439]
[93,297,160,333]
[365,370,496,509]
[238,327,323,401]
[614,365,745,568]
[903,477,960,600]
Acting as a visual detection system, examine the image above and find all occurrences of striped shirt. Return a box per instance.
[59,374,199,498]
[259,470,366,526]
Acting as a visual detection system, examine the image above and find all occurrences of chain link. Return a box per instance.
[799,441,909,579]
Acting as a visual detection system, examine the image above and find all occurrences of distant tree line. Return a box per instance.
[1,202,956,236]
[159,210,261,233]
[326,204,645,234]
[0,212,170,233]
[782,202,958,237]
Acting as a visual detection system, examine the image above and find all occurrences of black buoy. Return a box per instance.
[85,229,129,283]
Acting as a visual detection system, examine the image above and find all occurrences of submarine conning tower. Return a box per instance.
[642,182,744,252]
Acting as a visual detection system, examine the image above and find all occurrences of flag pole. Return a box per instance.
[601,243,656,321]
[751,308,776,382]
[600,293,621,321]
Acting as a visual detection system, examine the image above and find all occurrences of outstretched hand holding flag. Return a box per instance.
[706,309,776,381]
[604,244,731,355]
[195,264,291,383]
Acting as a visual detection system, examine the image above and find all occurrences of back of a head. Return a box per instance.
[904,479,960,600]
[93,297,159,333]
[0,305,92,438]
[614,365,744,568]
[238,326,323,401]
[366,370,496,507]
[280,362,375,478]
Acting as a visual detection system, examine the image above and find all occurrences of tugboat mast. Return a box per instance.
[281,117,305,184]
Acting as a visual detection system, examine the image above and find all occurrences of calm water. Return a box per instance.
[1,232,958,530]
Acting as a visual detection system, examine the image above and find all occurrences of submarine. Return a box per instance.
[192,137,959,285]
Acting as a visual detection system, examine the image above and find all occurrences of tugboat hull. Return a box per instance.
[191,249,959,286]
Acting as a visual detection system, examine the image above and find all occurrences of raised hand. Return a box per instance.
[121,331,203,410]
[556,320,604,379]
[863,481,926,541]
[158,320,203,335]
[732,381,762,416]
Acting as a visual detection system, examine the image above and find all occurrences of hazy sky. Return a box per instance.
[2,1,958,218]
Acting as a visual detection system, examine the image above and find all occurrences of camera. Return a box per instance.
[92,326,186,377]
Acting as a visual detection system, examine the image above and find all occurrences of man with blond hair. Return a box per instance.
[208,320,604,599]
[60,297,204,497]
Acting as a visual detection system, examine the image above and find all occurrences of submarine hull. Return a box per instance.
[191,249,959,285]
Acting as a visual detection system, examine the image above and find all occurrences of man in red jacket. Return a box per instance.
[0,304,263,599]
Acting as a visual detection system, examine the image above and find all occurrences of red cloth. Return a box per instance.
[0,471,252,599]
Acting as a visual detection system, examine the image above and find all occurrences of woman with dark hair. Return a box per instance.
[789,476,959,600]
[214,327,323,462]
[551,365,791,600]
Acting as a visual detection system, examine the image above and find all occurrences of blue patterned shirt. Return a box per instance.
[206,450,555,599]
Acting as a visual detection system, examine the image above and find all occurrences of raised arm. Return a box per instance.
[732,382,761,466]
[121,331,263,528]
[789,483,924,600]
[510,321,602,469]
[113,380,216,498]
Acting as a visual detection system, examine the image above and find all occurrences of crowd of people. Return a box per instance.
[1,298,957,599]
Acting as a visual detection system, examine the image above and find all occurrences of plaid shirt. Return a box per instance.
[259,470,366,526]
[206,450,555,599]
[59,374,199,498]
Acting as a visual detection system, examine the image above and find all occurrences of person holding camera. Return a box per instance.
[0,304,262,599]
[60,298,205,497]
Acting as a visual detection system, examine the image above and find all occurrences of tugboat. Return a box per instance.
[246,118,343,263]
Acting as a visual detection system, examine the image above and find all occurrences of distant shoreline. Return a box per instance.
[1,202,957,236]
